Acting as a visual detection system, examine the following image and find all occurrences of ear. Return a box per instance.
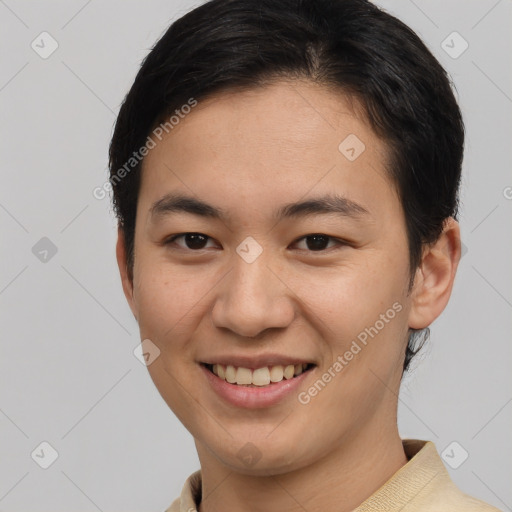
[116,226,137,320]
[408,217,461,330]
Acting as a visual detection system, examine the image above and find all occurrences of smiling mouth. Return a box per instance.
[202,362,316,387]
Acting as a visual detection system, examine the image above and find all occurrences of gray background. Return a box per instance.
[1,0,511,510]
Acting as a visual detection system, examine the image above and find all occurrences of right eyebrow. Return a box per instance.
[150,193,229,221]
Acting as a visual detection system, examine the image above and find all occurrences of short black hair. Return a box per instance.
[109,0,465,372]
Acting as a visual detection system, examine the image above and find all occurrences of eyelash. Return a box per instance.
[163,232,349,253]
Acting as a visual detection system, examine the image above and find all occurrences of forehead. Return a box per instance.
[139,79,399,223]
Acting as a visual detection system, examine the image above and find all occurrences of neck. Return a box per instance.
[196,422,407,512]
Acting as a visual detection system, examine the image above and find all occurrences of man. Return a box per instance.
[109,0,500,510]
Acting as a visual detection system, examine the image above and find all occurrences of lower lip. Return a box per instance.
[200,364,314,409]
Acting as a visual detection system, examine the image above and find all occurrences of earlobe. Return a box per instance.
[115,226,137,319]
[408,217,461,330]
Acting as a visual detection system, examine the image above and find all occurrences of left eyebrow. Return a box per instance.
[275,194,371,221]
[149,192,371,224]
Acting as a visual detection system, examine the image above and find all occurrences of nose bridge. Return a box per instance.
[211,246,294,338]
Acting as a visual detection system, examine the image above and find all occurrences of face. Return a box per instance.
[120,79,418,475]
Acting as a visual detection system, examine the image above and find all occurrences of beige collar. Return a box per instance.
[354,439,449,511]
[169,440,475,512]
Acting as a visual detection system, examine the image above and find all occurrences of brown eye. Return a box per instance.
[294,234,343,252]
[166,233,215,250]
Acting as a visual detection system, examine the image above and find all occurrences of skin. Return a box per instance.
[116,79,461,512]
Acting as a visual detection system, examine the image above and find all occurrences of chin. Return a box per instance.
[208,432,315,476]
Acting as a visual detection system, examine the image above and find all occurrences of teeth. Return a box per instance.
[283,364,294,379]
[252,367,271,386]
[225,365,237,383]
[210,363,311,386]
[236,367,252,385]
[269,365,284,382]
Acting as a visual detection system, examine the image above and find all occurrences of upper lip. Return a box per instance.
[200,353,315,369]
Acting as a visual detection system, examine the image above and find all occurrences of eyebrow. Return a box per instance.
[149,192,370,223]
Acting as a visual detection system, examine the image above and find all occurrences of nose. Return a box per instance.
[211,252,295,338]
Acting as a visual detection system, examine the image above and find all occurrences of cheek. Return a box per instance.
[291,263,398,335]
[290,260,409,388]
[133,258,216,342]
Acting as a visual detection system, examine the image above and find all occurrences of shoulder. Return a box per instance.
[163,496,181,512]
[163,469,202,512]
[416,482,503,512]
[355,440,502,512]
[401,440,502,512]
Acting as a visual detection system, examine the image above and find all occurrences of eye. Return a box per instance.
[292,234,346,252]
[164,232,217,251]
[164,232,348,253]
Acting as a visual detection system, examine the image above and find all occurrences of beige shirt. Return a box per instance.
[165,439,501,512]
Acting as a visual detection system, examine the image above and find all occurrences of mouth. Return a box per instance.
[201,362,316,387]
